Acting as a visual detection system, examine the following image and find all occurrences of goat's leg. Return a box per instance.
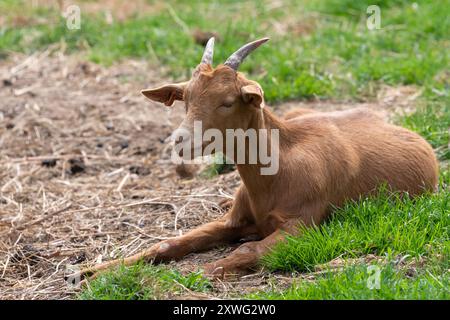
[203,218,301,277]
[74,217,257,283]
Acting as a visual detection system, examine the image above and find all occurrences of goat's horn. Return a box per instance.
[200,37,215,65]
[224,37,269,70]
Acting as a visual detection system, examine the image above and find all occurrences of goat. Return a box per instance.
[76,38,439,281]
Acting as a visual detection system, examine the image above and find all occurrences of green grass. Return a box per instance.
[257,185,449,300]
[78,262,212,300]
[400,97,450,161]
[199,153,235,178]
[262,189,449,272]
[249,261,450,299]
[0,0,448,102]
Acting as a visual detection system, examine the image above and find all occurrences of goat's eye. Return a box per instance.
[220,103,233,109]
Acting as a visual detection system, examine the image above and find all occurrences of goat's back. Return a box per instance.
[284,107,439,206]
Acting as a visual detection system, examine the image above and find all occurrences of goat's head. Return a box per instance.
[142,37,269,159]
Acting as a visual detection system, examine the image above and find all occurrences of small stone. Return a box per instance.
[68,158,85,175]
[41,159,57,167]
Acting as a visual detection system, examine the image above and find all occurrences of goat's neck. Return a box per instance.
[235,107,289,195]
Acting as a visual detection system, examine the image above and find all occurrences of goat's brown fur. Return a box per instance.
[77,62,438,281]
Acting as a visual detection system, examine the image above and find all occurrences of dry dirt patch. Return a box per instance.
[0,50,420,299]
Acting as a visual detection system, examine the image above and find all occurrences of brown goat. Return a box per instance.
[76,38,438,281]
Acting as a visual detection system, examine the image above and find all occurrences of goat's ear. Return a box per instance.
[141,82,187,106]
[241,84,264,109]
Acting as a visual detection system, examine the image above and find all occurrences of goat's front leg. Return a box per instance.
[74,214,256,283]
[72,187,253,283]
[203,218,301,277]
